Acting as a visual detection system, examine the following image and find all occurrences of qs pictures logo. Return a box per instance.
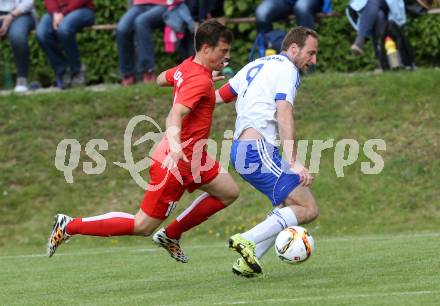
[54,115,387,189]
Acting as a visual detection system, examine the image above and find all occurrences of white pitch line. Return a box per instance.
[318,231,440,243]
[0,247,158,259]
[0,244,227,259]
[1,232,439,259]
[212,290,439,305]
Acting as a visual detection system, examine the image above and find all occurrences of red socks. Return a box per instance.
[166,193,226,239]
[65,196,226,239]
[66,212,135,237]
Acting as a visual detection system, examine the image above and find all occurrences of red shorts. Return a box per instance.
[140,153,220,220]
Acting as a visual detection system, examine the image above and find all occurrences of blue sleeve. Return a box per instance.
[322,0,333,14]
[179,4,195,33]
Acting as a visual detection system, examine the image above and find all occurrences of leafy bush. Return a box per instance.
[0,0,439,87]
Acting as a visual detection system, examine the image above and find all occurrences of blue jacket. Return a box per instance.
[349,0,406,26]
[163,3,195,33]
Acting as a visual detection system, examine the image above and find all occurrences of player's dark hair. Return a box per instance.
[281,26,318,51]
[195,20,233,51]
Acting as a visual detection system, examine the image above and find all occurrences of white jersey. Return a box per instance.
[229,54,300,145]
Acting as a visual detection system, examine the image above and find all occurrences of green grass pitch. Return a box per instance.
[1,69,439,305]
[1,232,439,305]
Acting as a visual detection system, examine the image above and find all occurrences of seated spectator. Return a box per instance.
[117,0,185,86]
[36,0,95,89]
[163,2,195,58]
[349,0,406,55]
[256,0,333,32]
[0,0,36,93]
[182,0,224,59]
[187,0,225,25]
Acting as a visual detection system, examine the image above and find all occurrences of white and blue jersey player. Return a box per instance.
[216,27,320,277]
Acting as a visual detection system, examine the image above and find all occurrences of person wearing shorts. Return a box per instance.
[216,26,320,277]
[47,20,238,264]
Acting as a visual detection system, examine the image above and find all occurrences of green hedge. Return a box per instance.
[0,0,439,87]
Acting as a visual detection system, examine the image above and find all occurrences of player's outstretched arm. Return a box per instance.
[277,100,313,187]
[277,100,296,162]
[156,71,171,87]
[212,71,225,83]
[215,90,225,105]
[216,82,237,105]
[163,104,191,169]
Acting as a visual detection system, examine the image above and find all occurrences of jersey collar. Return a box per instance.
[280,52,300,71]
[279,52,290,60]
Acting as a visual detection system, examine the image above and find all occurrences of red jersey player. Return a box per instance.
[48,20,239,263]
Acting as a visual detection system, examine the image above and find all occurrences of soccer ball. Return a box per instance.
[274,226,314,264]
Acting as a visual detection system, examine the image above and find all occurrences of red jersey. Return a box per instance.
[153,57,215,163]
[44,0,95,15]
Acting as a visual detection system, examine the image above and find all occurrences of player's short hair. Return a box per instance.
[195,19,233,51]
[281,26,318,51]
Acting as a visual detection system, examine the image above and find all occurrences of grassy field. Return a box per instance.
[0,69,439,305]
[1,232,439,305]
[1,69,439,247]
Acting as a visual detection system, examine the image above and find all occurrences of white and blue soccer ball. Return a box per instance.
[274,226,314,264]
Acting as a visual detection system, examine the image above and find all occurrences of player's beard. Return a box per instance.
[300,64,312,75]
[294,59,309,75]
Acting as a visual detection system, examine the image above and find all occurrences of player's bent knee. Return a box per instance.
[231,184,240,200]
[286,186,320,223]
[303,196,319,222]
[308,202,319,222]
[133,210,162,236]
[223,185,240,206]
[133,219,154,236]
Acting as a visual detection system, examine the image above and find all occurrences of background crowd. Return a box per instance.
[0,0,438,93]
